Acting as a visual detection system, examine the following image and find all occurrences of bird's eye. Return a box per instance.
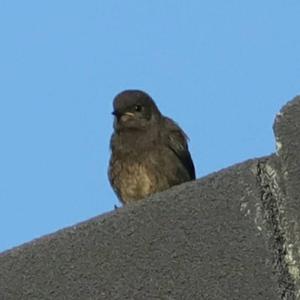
[134,105,142,112]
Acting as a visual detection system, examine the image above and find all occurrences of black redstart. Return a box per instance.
[108,90,195,204]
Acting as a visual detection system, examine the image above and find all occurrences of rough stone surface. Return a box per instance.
[273,96,300,297]
[0,96,300,300]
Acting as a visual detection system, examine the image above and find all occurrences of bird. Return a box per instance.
[108,89,195,205]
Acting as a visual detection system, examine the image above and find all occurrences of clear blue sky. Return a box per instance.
[1,1,299,252]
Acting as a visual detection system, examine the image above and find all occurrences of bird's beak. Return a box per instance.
[112,111,134,121]
[123,112,134,117]
[121,112,135,122]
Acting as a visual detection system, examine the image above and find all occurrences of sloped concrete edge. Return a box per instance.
[273,96,300,298]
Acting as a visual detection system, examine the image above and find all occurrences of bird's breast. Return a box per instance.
[109,157,159,204]
[109,135,190,204]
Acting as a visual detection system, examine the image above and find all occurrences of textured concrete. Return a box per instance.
[1,96,300,300]
[273,96,300,297]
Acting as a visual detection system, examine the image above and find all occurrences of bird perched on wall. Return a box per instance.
[108,90,195,205]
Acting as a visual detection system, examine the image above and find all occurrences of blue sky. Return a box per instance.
[1,1,299,252]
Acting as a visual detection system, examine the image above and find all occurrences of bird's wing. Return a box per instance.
[163,117,196,180]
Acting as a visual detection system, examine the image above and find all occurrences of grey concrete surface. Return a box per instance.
[1,96,299,300]
[273,96,300,297]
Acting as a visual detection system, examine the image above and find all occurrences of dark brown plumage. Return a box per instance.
[108,90,195,204]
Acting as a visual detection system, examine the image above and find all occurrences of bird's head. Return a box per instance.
[112,90,161,131]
